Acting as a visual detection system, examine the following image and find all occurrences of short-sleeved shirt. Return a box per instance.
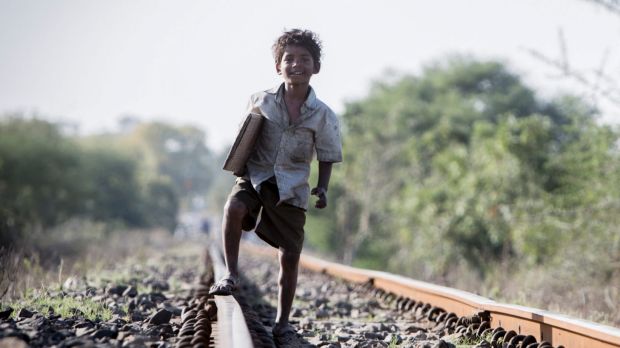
[245,83,343,210]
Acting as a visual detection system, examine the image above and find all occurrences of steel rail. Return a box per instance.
[208,244,254,348]
[242,242,620,348]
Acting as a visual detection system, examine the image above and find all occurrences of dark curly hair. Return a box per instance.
[272,29,322,71]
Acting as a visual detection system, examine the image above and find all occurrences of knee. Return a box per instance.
[224,198,247,220]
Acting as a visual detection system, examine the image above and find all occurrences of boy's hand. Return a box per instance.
[311,187,327,209]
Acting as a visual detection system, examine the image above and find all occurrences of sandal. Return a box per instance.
[272,324,298,347]
[208,277,237,296]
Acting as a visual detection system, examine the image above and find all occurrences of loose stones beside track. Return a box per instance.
[0,240,215,348]
[0,235,566,348]
[237,249,454,348]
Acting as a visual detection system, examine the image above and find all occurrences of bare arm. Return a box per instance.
[311,161,333,209]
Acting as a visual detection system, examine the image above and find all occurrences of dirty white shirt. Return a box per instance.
[245,83,343,210]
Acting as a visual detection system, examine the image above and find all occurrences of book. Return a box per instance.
[222,113,264,175]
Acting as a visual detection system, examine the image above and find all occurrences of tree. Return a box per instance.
[311,57,619,286]
[0,116,185,246]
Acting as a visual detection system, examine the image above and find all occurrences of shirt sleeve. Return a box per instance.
[315,111,343,163]
[239,95,262,128]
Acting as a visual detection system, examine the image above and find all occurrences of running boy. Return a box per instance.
[209,29,342,343]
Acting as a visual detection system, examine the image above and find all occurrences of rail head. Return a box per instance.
[208,244,254,348]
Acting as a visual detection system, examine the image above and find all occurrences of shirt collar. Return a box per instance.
[269,83,317,111]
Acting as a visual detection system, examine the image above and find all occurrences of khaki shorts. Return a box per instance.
[228,177,306,254]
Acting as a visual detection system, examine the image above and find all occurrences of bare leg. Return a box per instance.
[221,197,248,280]
[273,248,300,331]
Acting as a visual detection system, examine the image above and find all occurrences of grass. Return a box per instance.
[4,288,114,321]
[451,336,480,345]
[449,331,494,347]
[0,221,178,302]
[387,334,400,348]
[0,222,203,323]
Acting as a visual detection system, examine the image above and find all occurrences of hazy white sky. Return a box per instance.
[1,0,619,151]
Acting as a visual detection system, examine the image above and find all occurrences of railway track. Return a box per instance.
[194,239,620,348]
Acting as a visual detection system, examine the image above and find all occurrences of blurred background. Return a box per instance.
[1,0,619,326]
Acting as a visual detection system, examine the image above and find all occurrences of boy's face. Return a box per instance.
[276,45,319,86]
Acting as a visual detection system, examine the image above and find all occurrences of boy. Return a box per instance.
[209,29,342,343]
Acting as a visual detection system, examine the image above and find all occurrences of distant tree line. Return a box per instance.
[0,116,214,247]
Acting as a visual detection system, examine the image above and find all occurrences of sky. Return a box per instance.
[1,0,619,152]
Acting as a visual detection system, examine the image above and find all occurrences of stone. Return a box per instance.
[314,298,329,307]
[363,332,382,340]
[299,317,313,330]
[336,334,351,342]
[0,308,13,320]
[85,287,98,296]
[475,340,491,348]
[406,325,426,334]
[76,327,94,338]
[62,276,86,291]
[30,316,50,330]
[73,320,94,329]
[319,333,331,341]
[432,340,451,348]
[0,337,28,348]
[131,312,144,322]
[384,333,403,344]
[149,292,167,303]
[121,335,150,347]
[123,286,138,298]
[301,330,317,337]
[91,328,118,339]
[139,300,156,311]
[16,309,34,319]
[162,303,181,316]
[144,278,169,292]
[315,309,329,319]
[127,299,137,313]
[148,309,172,325]
[107,284,128,296]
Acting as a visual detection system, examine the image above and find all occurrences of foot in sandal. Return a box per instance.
[272,323,298,347]
[208,276,238,296]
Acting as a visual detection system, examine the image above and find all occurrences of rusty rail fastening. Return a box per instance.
[242,242,620,348]
[173,246,219,348]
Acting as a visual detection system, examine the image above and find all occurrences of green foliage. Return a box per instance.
[0,118,83,227]
[142,179,179,231]
[0,116,205,246]
[119,122,214,200]
[81,121,213,214]
[79,148,145,226]
[307,56,620,296]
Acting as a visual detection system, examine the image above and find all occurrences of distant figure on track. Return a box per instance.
[209,28,343,344]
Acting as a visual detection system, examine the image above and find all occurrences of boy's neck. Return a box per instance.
[283,82,310,101]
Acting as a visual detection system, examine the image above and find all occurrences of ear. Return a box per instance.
[276,62,282,75]
[313,62,321,74]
